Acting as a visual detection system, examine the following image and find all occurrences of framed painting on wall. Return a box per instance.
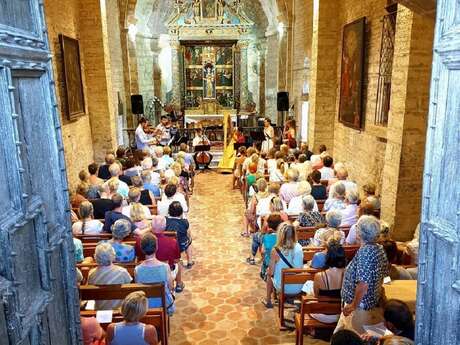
[59,34,85,120]
[338,17,366,130]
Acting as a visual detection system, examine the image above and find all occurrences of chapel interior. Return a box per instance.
[0,0,458,345]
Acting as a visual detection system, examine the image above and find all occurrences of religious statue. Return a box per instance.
[233,0,242,15]
[204,65,215,98]
[193,0,201,22]
[217,0,225,20]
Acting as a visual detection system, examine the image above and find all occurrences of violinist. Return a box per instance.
[193,128,213,170]
[156,115,171,146]
[135,117,156,151]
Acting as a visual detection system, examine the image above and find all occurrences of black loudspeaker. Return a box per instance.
[131,94,144,115]
[277,91,289,111]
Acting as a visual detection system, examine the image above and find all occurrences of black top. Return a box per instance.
[318,271,342,299]
[311,185,327,200]
[90,198,114,219]
[139,189,153,206]
[98,164,111,180]
[119,174,132,186]
[103,211,137,233]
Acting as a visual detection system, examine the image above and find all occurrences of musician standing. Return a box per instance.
[156,115,171,146]
[193,128,213,170]
[135,117,155,151]
[261,118,274,153]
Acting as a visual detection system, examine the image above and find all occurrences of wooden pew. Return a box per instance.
[278,269,315,329]
[303,244,360,263]
[79,283,168,345]
[75,231,176,244]
[77,263,137,284]
[294,296,342,345]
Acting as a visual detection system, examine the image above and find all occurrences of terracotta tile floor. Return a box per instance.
[169,172,328,345]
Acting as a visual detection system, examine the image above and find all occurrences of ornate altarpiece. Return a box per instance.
[168,0,254,115]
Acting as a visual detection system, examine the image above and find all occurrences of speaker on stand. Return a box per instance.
[131,94,144,120]
[277,91,289,128]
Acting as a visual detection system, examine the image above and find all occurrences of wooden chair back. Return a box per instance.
[78,263,137,283]
[296,227,317,241]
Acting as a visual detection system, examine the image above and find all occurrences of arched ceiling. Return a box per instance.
[131,0,278,38]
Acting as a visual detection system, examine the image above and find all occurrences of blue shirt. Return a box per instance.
[144,182,161,197]
[111,241,135,263]
[273,243,304,294]
[262,233,277,266]
[342,243,389,310]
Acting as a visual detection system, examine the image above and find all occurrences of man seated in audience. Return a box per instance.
[319,155,335,180]
[340,190,359,226]
[310,144,328,169]
[324,182,347,212]
[290,153,311,181]
[362,183,381,210]
[103,194,137,233]
[104,163,129,197]
[135,233,176,315]
[131,175,156,206]
[106,291,158,345]
[115,146,128,169]
[122,187,152,219]
[142,170,161,198]
[98,153,115,180]
[72,201,103,235]
[328,166,358,199]
[88,163,104,187]
[108,219,136,263]
[279,168,300,204]
[154,146,166,171]
[80,316,105,345]
[309,169,327,200]
[90,187,115,219]
[158,183,188,216]
[311,210,345,246]
[166,202,193,269]
[87,242,132,310]
[361,299,415,343]
[300,143,313,161]
[142,157,161,186]
[382,240,418,280]
[345,201,375,245]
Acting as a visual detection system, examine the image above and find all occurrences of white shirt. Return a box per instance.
[72,219,104,235]
[158,193,188,216]
[267,159,277,174]
[121,204,152,219]
[328,180,358,199]
[340,204,359,226]
[164,169,176,181]
[135,125,152,150]
[257,158,266,174]
[242,157,252,172]
[345,224,359,245]
[319,167,335,180]
[193,134,210,147]
[156,124,171,146]
[269,169,285,183]
[291,162,312,181]
[148,171,161,186]
[287,195,319,215]
[256,195,275,217]
[312,228,345,247]
[103,178,129,198]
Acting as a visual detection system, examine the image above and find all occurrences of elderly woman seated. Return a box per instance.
[279,168,300,204]
[296,195,324,227]
[309,232,344,270]
[87,242,132,310]
[362,183,381,210]
[340,190,359,226]
[382,240,418,280]
[345,201,375,245]
[311,210,345,247]
[72,201,103,235]
[122,188,152,220]
[131,175,156,206]
[109,219,136,263]
[107,291,158,345]
[336,216,389,334]
[324,182,347,212]
[287,181,318,215]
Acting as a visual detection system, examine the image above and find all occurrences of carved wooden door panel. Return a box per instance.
[416,0,460,344]
[0,1,80,345]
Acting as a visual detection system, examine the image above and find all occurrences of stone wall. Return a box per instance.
[44,0,95,191]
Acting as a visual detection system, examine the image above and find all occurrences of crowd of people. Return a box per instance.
[71,142,197,345]
[235,137,419,344]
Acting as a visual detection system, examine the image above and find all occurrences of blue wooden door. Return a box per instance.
[416,0,460,344]
[0,1,80,344]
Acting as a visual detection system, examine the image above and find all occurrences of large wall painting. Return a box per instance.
[338,17,366,130]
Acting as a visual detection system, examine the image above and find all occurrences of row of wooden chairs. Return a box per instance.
[79,283,169,345]
[72,205,159,219]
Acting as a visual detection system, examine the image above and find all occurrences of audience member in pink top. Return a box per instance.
[81,317,105,345]
[279,168,300,204]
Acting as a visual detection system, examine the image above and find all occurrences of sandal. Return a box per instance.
[240,232,250,237]
[185,261,195,269]
[261,298,274,309]
[175,283,185,293]
[246,257,256,265]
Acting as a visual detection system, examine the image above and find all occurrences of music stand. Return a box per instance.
[250,131,265,143]
[194,145,211,152]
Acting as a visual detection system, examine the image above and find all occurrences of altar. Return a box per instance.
[184,113,237,126]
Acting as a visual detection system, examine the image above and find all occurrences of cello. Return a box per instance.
[194,129,213,169]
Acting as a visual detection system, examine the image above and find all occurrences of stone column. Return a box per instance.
[308,0,338,153]
[170,38,182,109]
[238,40,249,111]
[380,6,434,241]
[258,40,267,115]
[151,38,162,122]
[264,31,279,122]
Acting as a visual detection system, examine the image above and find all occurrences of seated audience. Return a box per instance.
[310,233,344,270]
[166,202,193,269]
[336,216,388,334]
[131,175,156,206]
[103,194,136,233]
[296,195,325,228]
[311,210,345,247]
[254,178,272,226]
[80,317,105,345]
[115,146,128,168]
[328,166,358,199]
[300,143,314,161]
[71,183,89,209]
[142,157,161,186]
[259,213,283,279]
[135,233,176,315]
[269,158,286,183]
[72,201,103,235]
[109,219,135,263]
[266,148,277,175]
[287,181,316,214]
[310,144,327,169]
[98,153,115,180]
[279,168,300,204]
[340,190,359,226]
[382,240,418,280]
[142,170,161,200]
[319,155,335,180]
[262,223,304,308]
[309,169,327,200]
[161,146,175,170]
[105,163,129,198]
[324,182,347,212]
[87,242,132,310]
[157,183,187,216]
[233,146,247,189]
[122,188,152,220]
[330,330,364,345]
[106,291,158,345]
[80,170,99,199]
[345,202,375,245]
[130,202,151,232]
[88,163,104,187]
[90,189,115,220]
[123,157,141,178]
[101,179,119,200]
[362,183,381,210]
[291,153,312,181]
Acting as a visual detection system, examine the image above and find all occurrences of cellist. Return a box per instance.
[192,128,213,170]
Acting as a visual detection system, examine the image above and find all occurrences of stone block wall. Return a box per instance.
[44,0,95,191]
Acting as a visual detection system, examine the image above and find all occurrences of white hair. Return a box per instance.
[94,242,115,266]
[141,157,153,170]
[326,210,342,228]
[357,215,381,243]
[154,146,164,157]
[109,163,121,177]
[302,195,316,211]
[297,181,312,195]
[346,190,359,204]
